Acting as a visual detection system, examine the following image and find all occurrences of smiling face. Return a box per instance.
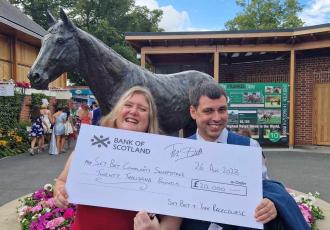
[190,95,228,142]
[115,93,150,132]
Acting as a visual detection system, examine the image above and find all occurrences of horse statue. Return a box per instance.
[28,9,213,135]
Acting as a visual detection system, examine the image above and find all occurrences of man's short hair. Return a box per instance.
[189,81,227,107]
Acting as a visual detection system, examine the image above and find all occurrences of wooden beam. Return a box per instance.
[140,51,146,68]
[11,35,17,81]
[213,51,219,83]
[293,39,330,50]
[142,46,216,54]
[217,44,291,52]
[141,44,291,54]
[289,49,296,147]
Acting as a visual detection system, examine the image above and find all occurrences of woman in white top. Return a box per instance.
[40,104,53,151]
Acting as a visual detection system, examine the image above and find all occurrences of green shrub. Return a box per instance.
[0,93,30,158]
[31,93,49,108]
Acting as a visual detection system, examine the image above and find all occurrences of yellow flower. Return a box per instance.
[0,140,8,147]
[13,135,23,143]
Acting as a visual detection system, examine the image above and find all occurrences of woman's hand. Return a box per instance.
[54,178,69,208]
[134,211,160,230]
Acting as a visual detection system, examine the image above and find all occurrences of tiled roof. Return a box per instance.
[0,0,46,38]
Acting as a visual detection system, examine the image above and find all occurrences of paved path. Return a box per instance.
[264,149,330,202]
[0,150,71,206]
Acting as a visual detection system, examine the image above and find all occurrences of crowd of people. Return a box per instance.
[51,83,309,230]
[28,100,102,156]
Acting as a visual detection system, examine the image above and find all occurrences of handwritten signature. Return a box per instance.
[164,143,203,161]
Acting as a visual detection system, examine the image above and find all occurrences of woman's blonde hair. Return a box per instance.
[100,86,159,134]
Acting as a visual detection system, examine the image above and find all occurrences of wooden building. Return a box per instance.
[126,24,330,147]
[0,0,66,88]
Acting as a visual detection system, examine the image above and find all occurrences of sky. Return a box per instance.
[134,0,330,31]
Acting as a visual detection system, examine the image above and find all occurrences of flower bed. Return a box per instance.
[17,184,76,230]
[288,189,325,230]
[18,184,325,229]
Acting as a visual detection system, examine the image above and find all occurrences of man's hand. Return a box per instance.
[255,198,277,224]
[134,211,160,230]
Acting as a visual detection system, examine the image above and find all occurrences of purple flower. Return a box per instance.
[30,221,37,230]
[33,190,47,200]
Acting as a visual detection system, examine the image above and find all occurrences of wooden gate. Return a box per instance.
[313,84,330,145]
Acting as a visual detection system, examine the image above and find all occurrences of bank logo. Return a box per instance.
[91,135,111,148]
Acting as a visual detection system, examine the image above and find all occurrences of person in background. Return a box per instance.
[91,101,101,126]
[53,86,181,230]
[77,103,91,125]
[53,107,67,154]
[29,106,45,155]
[63,106,75,150]
[40,103,53,151]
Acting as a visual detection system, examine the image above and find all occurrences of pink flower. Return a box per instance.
[31,205,42,213]
[46,198,56,208]
[18,206,31,217]
[45,217,65,229]
[63,208,75,219]
[299,203,313,223]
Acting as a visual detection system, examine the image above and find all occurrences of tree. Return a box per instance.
[225,0,304,30]
[10,0,163,85]
[9,0,75,29]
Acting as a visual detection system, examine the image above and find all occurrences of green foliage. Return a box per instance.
[10,0,163,85]
[31,93,49,108]
[56,99,68,109]
[225,0,304,30]
[9,0,75,29]
[0,93,23,130]
[0,94,31,158]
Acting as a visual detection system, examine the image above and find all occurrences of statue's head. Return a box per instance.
[28,9,79,89]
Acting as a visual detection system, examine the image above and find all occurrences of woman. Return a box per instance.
[53,107,67,154]
[78,103,91,125]
[54,86,181,230]
[40,103,53,151]
[29,106,45,155]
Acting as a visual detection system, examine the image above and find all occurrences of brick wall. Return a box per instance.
[19,96,58,122]
[295,56,330,145]
[19,96,32,121]
[218,54,330,145]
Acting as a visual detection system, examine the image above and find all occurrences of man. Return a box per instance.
[91,101,101,126]
[181,81,309,230]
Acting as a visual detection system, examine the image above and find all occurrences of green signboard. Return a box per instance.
[220,83,289,144]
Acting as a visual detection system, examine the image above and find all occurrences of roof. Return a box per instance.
[0,0,46,40]
[125,23,330,51]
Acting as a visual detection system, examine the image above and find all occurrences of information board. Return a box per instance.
[220,83,289,144]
